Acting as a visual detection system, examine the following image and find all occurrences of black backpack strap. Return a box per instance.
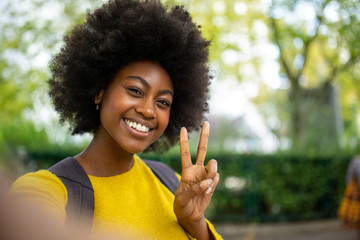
[48,157,94,225]
[143,159,179,195]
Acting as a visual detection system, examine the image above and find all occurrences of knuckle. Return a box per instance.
[197,146,207,152]
[210,159,217,164]
[181,151,190,157]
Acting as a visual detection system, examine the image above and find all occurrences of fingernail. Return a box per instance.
[206,187,213,194]
[208,179,213,186]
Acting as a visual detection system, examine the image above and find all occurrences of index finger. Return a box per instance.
[180,127,192,169]
[196,121,210,166]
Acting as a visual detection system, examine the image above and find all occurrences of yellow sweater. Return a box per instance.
[10,155,222,239]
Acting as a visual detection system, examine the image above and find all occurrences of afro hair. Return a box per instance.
[48,0,211,152]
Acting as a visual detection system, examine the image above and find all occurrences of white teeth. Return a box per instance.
[125,119,150,133]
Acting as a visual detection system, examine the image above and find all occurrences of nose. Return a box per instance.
[135,98,155,119]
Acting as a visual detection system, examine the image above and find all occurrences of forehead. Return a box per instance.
[113,61,173,91]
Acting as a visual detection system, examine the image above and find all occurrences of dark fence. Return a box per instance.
[28,150,353,223]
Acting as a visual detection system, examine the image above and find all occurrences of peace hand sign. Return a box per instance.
[173,122,220,240]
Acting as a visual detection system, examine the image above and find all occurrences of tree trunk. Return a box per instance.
[289,83,343,152]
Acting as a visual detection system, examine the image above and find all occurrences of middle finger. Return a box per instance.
[196,121,210,166]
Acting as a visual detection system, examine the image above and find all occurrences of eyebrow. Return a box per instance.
[126,75,174,97]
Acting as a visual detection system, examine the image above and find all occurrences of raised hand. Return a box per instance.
[173,121,220,240]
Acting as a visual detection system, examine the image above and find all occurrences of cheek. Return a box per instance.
[102,93,128,115]
[99,99,125,129]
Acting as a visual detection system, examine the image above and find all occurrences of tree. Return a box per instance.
[188,0,360,152]
[268,0,360,151]
[2,0,359,161]
[0,0,105,174]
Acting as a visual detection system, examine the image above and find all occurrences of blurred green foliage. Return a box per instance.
[1,0,359,157]
[19,149,355,222]
[143,151,354,222]
[0,0,102,172]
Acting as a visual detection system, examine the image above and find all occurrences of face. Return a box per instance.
[95,61,174,154]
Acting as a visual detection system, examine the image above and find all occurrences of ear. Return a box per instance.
[94,89,104,104]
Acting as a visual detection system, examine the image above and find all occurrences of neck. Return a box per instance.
[75,128,135,177]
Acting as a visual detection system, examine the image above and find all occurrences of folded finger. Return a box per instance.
[176,179,213,204]
[207,173,220,194]
[205,159,218,179]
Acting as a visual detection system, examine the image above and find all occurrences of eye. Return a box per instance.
[127,87,143,96]
[156,99,171,108]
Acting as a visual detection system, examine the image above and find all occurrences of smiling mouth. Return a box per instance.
[124,119,151,133]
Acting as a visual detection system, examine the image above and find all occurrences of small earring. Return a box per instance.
[96,104,99,110]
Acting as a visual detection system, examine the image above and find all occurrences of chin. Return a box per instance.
[123,144,148,154]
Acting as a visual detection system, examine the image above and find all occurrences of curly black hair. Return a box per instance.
[48,0,211,152]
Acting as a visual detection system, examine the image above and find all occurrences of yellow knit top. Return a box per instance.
[10,155,222,239]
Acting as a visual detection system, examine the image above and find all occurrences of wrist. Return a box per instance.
[178,216,213,240]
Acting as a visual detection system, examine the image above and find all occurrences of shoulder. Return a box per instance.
[11,170,67,192]
[135,155,180,194]
[9,170,68,217]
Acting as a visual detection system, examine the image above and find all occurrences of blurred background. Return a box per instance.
[1,0,360,233]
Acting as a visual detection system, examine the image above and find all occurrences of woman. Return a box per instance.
[10,0,221,239]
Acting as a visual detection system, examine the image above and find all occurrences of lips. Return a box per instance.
[124,118,151,133]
